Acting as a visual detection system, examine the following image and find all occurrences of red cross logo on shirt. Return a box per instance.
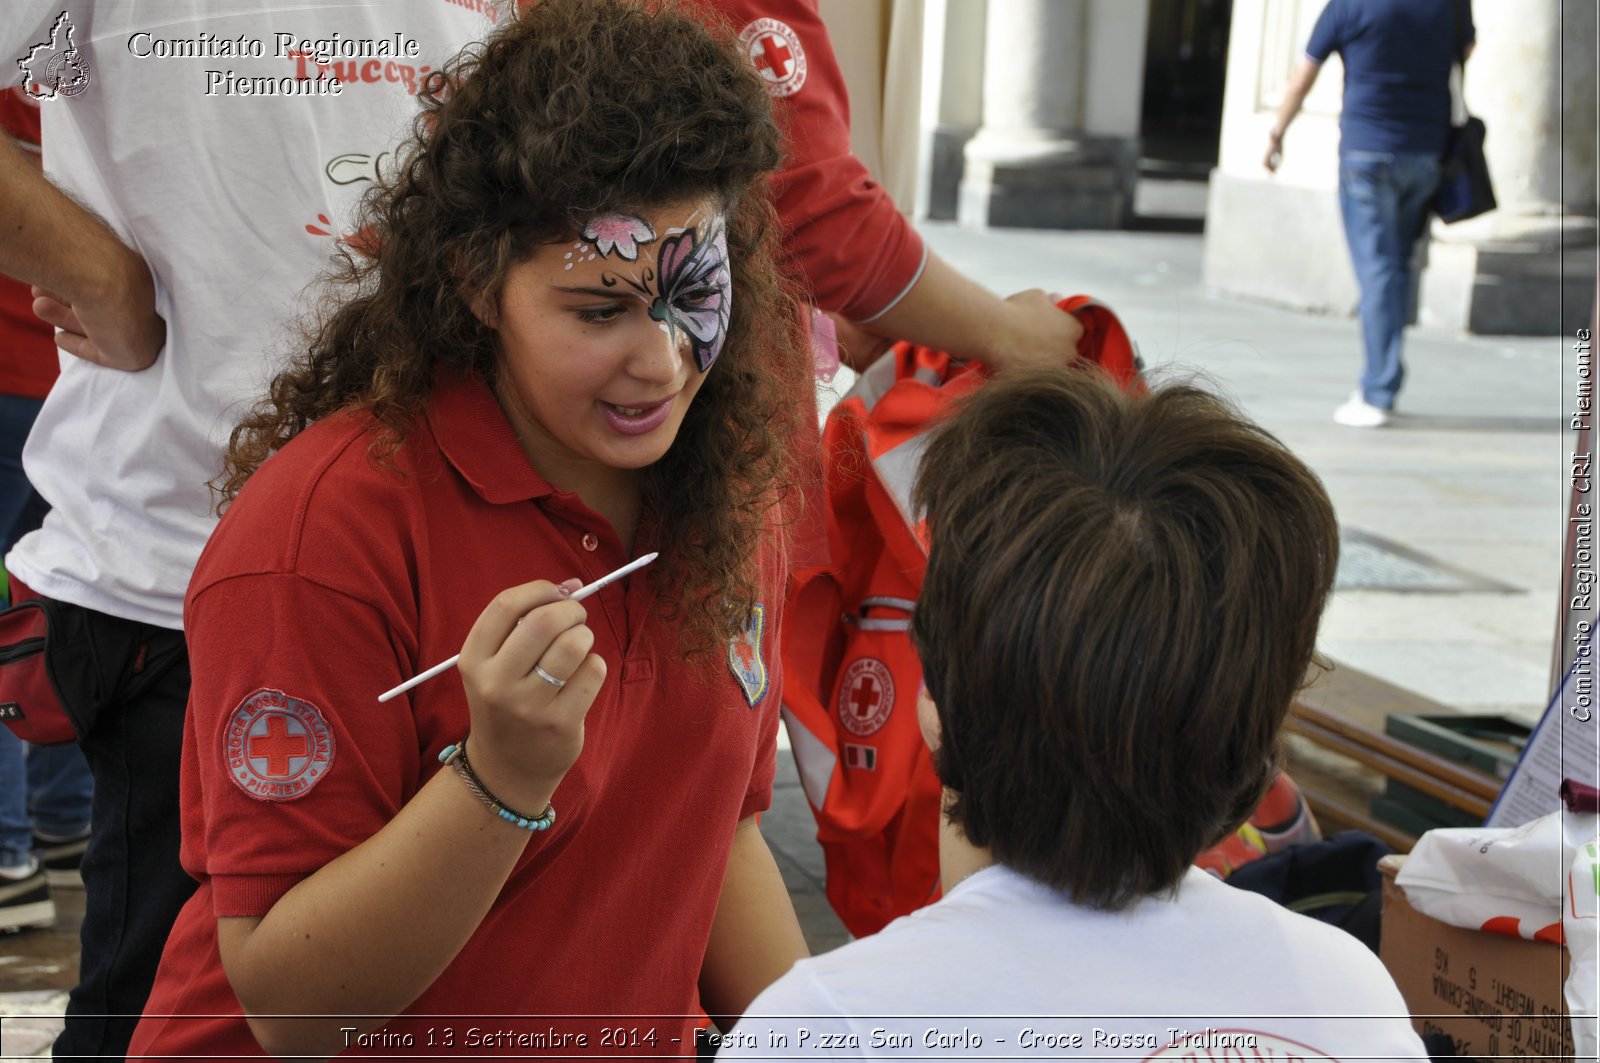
[838,657,894,736]
[225,689,337,802]
[248,715,309,778]
[751,33,793,81]
[739,18,807,98]
[849,676,881,719]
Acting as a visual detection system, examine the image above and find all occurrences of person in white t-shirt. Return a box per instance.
[723,366,1430,1062]
[0,4,496,1058]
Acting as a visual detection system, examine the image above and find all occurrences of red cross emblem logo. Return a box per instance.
[739,18,807,98]
[838,657,894,736]
[225,689,336,802]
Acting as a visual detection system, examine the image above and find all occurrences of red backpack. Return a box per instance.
[779,297,1130,935]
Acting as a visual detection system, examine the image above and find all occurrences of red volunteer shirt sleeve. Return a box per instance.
[698,0,927,322]
[185,570,422,918]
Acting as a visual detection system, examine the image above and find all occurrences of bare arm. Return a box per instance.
[699,816,809,1029]
[0,134,164,370]
[219,770,536,1060]
[217,579,603,1061]
[856,251,1083,372]
[1263,57,1323,172]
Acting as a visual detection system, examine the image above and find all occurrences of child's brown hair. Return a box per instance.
[911,365,1339,909]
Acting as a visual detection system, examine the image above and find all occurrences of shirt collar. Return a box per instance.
[427,372,555,505]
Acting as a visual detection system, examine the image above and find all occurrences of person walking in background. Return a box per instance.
[0,85,92,936]
[0,4,495,1057]
[1264,0,1471,428]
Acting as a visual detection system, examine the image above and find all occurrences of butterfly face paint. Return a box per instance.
[580,210,732,374]
[646,216,731,373]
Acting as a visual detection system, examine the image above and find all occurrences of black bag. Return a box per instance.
[1435,116,1496,223]
[1434,0,1495,223]
[1224,830,1393,953]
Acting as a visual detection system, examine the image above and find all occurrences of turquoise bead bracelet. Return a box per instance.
[438,738,556,832]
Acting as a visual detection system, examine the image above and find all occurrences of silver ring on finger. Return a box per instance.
[533,664,568,689]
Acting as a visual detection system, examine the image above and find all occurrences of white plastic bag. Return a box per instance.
[1395,811,1595,942]
[1565,835,1599,1060]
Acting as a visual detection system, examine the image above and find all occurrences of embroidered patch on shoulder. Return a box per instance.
[739,18,807,98]
[224,688,336,802]
[838,657,894,736]
[728,603,769,707]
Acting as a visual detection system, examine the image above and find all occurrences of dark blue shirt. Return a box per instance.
[1306,0,1473,155]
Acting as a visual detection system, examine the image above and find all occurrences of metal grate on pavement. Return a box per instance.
[1335,528,1519,594]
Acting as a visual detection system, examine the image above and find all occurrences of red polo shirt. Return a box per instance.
[131,375,784,1057]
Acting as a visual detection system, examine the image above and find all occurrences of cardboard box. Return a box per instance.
[1379,855,1575,1059]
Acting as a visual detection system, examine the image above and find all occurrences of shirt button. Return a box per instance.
[581,533,599,552]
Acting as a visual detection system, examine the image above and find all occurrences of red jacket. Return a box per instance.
[780,298,1142,935]
[781,298,1316,935]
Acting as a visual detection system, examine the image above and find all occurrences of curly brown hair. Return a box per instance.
[218,0,810,650]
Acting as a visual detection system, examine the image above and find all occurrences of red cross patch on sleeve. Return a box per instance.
[224,688,336,802]
[739,18,807,98]
[838,657,894,736]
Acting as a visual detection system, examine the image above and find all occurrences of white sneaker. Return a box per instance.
[1333,392,1390,427]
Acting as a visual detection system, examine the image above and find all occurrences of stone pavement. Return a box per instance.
[0,223,1582,1057]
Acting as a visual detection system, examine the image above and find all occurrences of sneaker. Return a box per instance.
[1333,392,1390,428]
[0,859,55,933]
[33,829,89,889]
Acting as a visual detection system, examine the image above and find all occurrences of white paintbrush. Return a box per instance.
[376,552,659,703]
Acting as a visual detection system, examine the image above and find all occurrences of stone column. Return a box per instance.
[923,0,986,220]
[957,0,1147,229]
[1418,0,1598,334]
[816,0,889,180]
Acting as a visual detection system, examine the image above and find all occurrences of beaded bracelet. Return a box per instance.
[438,738,556,832]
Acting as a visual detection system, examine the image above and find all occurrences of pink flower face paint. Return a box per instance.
[582,209,732,374]
[581,213,657,262]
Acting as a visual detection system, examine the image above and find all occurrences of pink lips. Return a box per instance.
[598,396,676,435]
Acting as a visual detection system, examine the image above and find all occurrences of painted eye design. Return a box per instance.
[649,220,731,373]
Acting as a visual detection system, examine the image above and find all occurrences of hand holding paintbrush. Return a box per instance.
[378,553,656,702]
[381,553,657,816]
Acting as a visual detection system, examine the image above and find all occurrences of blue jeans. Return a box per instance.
[1338,150,1441,411]
[0,392,93,868]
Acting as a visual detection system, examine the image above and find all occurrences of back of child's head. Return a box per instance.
[910,364,1338,910]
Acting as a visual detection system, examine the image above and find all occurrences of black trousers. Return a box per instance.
[52,604,195,1063]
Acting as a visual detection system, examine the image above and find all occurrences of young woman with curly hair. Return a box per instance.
[128,1,813,1057]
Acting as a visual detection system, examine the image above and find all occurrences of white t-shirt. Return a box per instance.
[0,0,499,627]
[724,865,1429,1061]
